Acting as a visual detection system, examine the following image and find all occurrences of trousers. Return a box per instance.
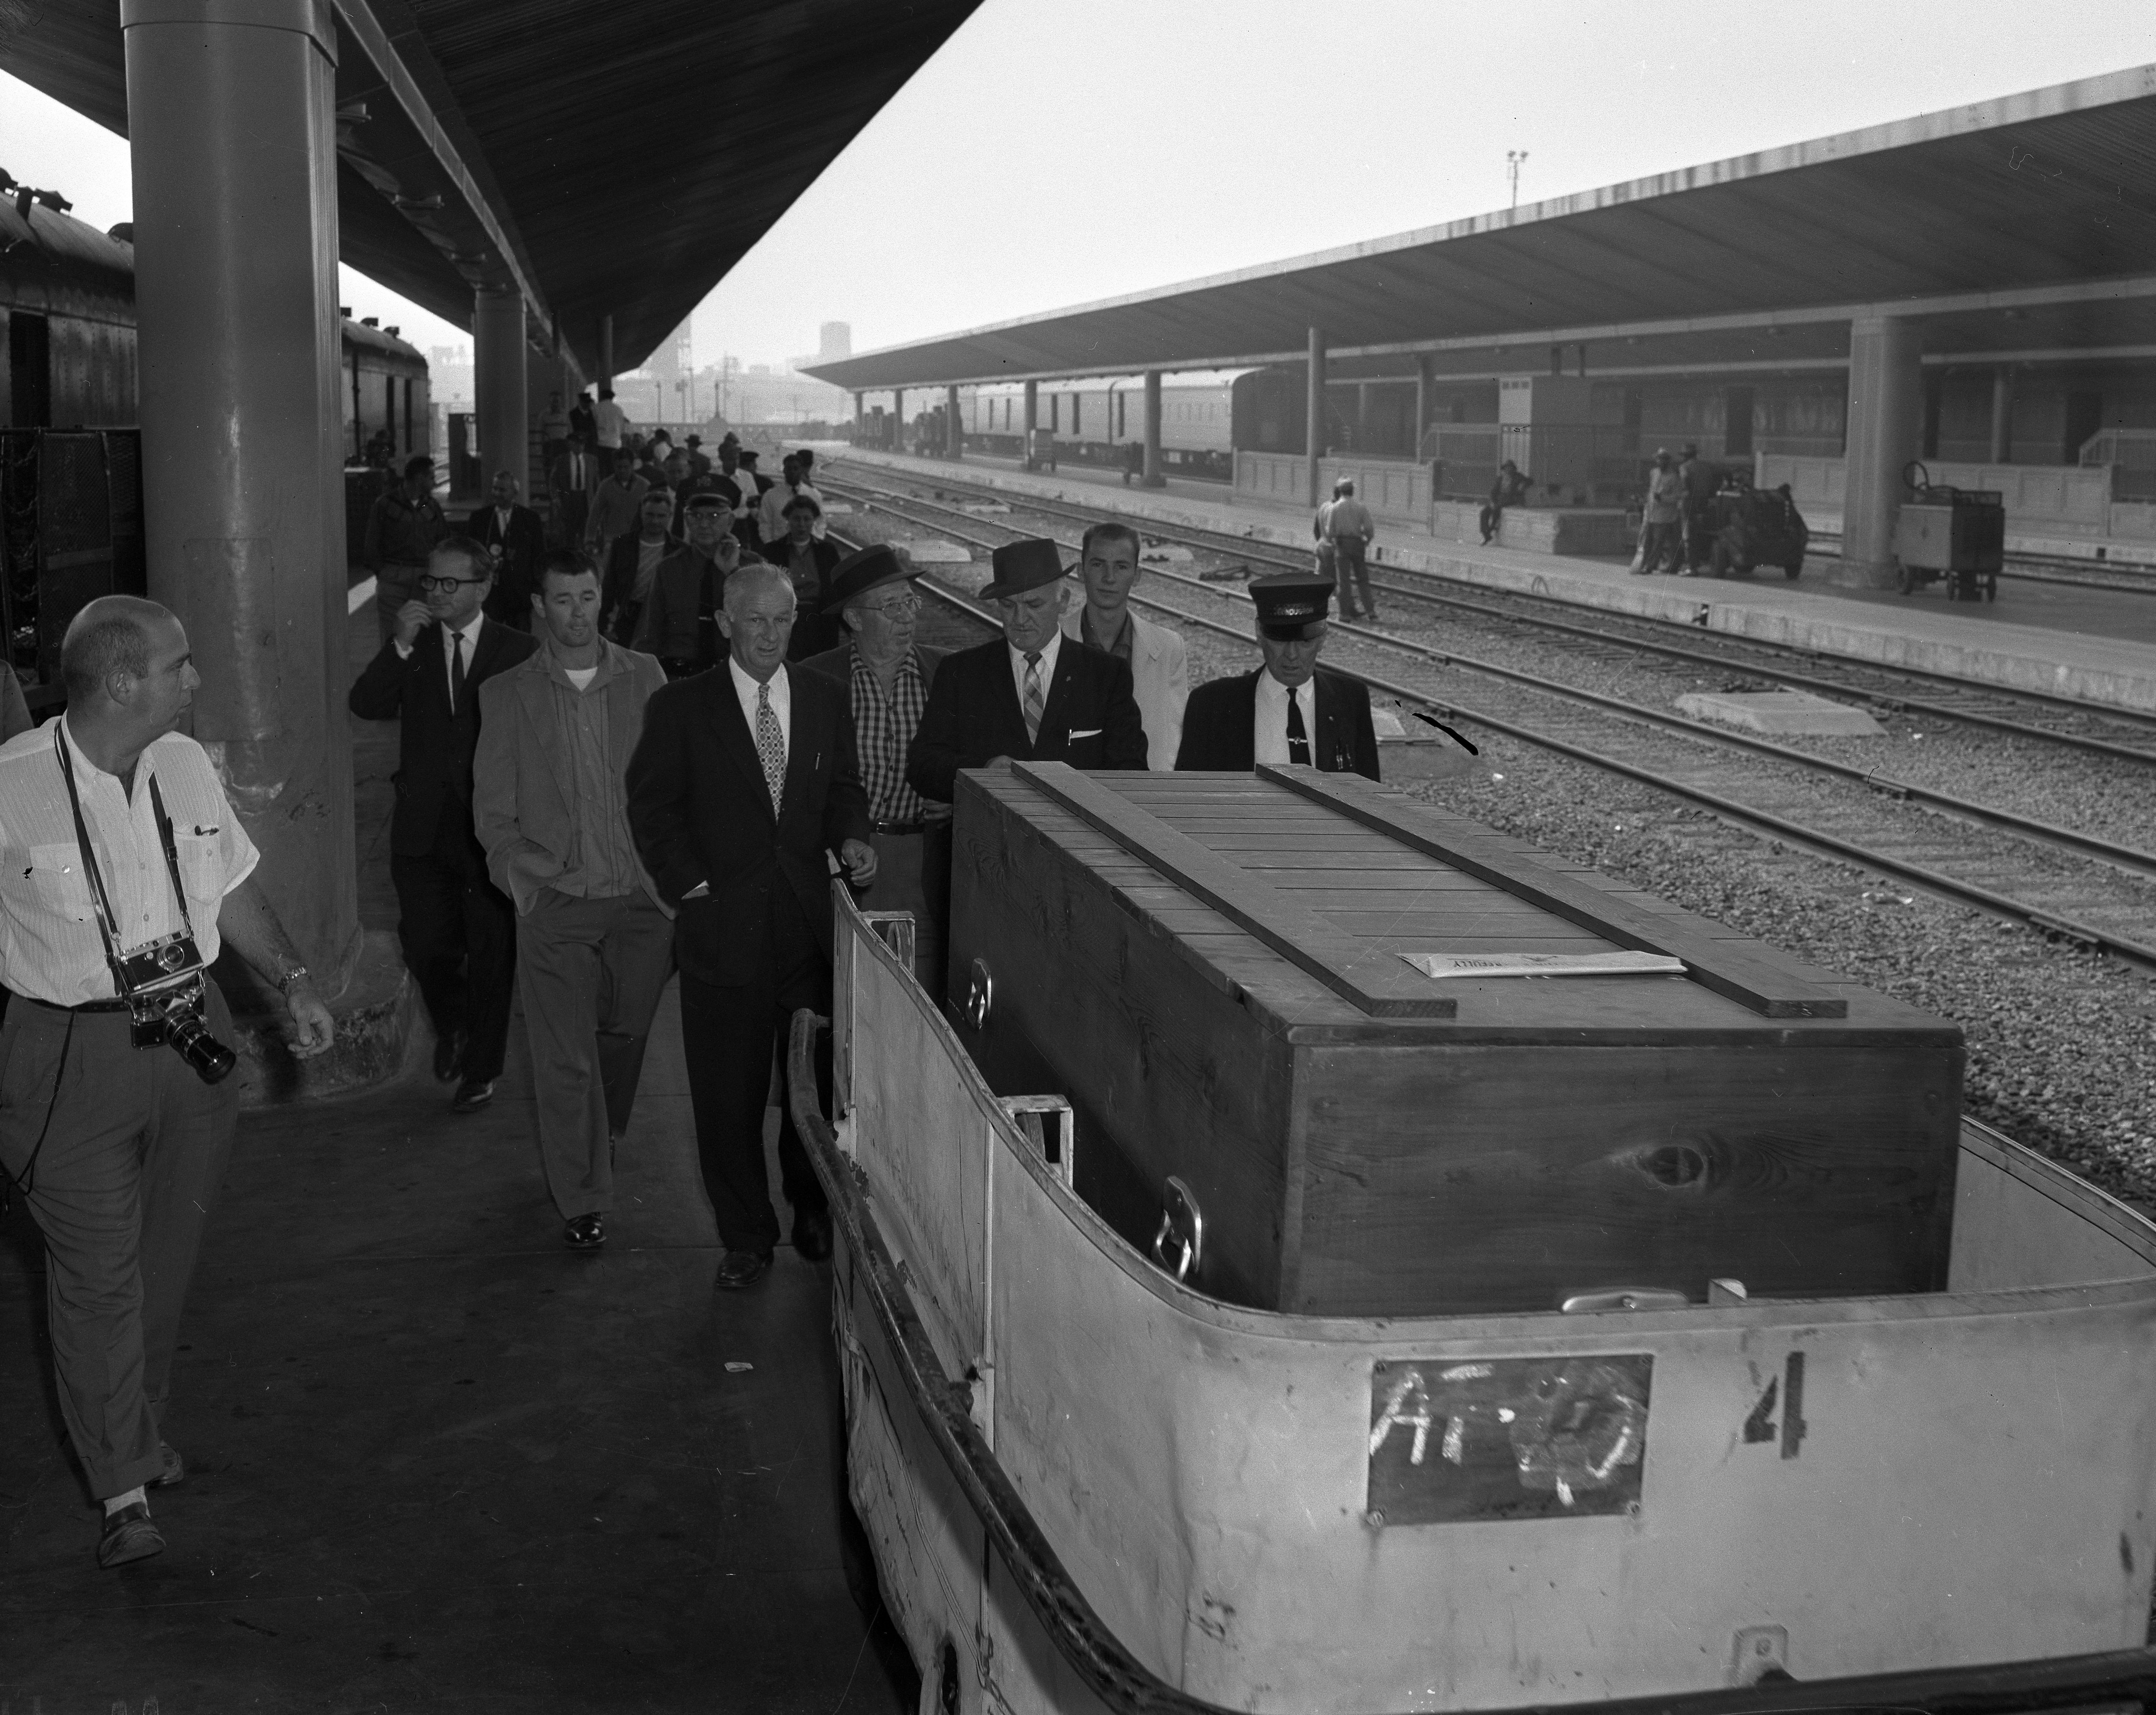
[0,985,239,1499]
[392,826,518,1082]
[1331,537,1373,617]
[678,935,831,1255]
[514,889,675,1220]
[858,823,950,1001]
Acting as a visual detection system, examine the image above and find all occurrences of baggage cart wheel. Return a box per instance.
[1896,560,1915,595]
[1782,560,1802,580]
[1985,573,1998,602]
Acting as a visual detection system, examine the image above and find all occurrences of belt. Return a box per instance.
[871,819,926,836]
[27,993,130,1014]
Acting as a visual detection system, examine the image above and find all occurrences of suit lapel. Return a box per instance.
[780,672,819,818]
[1233,671,1261,770]
[515,661,575,806]
[703,669,778,825]
[983,644,1028,757]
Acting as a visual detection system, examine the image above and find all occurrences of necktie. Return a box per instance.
[450,629,469,713]
[1286,688,1311,765]
[1022,652,1045,746]
[756,682,786,817]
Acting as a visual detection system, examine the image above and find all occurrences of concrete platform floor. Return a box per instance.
[839,448,2156,711]
[0,600,915,1714]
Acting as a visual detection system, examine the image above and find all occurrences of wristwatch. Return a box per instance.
[276,964,310,994]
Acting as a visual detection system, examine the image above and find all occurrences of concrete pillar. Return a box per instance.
[853,391,864,443]
[1142,370,1165,488]
[1305,326,1327,506]
[1413,355,1433,462]
[946,383,962,461]
[1840,313,1925,589]
[894,389,905,451]
[474,287,528,507]
[1989,366,2015,464]
[122,0,358,991]
[598,314,614,395]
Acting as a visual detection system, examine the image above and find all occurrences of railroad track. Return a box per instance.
[824,489,2156,974]
[828,463,2156,765]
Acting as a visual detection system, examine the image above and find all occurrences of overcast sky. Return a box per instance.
[3,0,2151,370]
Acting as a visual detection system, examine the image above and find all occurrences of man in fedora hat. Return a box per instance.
[1176,571,1379,779]
[907,537,1149,804]
[801,544,950,993]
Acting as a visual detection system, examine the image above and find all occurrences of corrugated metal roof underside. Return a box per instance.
[0,0,981,374]
[806,65,2156,389]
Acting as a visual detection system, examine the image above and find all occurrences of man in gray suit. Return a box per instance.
[475,549,673,1252]
[798,543,949,995]
[1059,520,1187,771]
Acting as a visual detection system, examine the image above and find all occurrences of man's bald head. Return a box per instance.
[62,596,178,704]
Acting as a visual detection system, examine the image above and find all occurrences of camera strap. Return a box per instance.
[52,724,200,995]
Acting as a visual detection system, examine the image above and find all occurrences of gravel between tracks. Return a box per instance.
[840,503,2156,1213]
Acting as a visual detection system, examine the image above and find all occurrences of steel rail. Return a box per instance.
[834,491,2156,887]
[827,466,2156,751]
[787,1004,2156,1715]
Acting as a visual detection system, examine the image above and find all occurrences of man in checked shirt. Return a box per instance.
[799,543,948,996]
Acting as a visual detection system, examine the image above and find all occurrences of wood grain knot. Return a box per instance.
[1614,1141,1712,1191]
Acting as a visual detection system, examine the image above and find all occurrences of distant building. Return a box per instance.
[428,343,473,405]
[786,320,852,374]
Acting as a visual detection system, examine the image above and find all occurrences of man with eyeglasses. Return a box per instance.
[633,492,747,678]
[800,544,950,995]
[350,537,538,1113]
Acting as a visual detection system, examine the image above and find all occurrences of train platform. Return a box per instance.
[833,448,2156,714]
[0,606,911,1713]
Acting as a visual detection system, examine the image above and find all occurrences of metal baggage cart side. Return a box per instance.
[797,885,2156,1715]
[1894,460,2004,602]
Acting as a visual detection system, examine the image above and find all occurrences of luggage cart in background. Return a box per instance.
[1893,460,2002,601]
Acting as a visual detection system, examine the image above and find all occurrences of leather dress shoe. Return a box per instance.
[714,1248,772,1290]
[792,1207,833,1263]
[451,1076,494,1114]
[98,1501,164,1569]
[564,1213,605,1251]
[150,1442,184,1488]
[433,1027,467,1084]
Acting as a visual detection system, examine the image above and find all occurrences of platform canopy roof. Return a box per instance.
[806,64,2156,392]
[0,0,980,376]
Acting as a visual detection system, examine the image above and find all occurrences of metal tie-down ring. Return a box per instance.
[962,957,993,1031]
[1151,1175,1204,1284]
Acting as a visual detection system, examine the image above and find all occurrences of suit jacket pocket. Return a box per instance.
[1061,730,1105,765]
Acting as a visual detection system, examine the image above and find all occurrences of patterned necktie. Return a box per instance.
[1022,651,1045,746]
[1286,688,1311,765]
[756,681,786,816]
[449,629,469,714]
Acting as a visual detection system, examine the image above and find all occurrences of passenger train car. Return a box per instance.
[958,371,1273,480]
[1,196,429,704]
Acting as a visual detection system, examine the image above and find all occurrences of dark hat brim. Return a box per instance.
[823,544,919,616]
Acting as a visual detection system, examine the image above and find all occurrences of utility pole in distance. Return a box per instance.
[1507,149,1528,211]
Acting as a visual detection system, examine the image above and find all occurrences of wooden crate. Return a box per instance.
[947,763,1965,1317]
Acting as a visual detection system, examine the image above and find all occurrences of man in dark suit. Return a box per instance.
[760,495,845,661]
[350,536,540,1111]
[1175,571,1380,780]
[800,543,950,996]
[906,537,1149,803]
[626,563,876,1290]
[600,486,680,648]
[468,469,547,630]
[549,436,599,550]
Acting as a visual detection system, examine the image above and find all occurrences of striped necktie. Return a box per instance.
[1022,651,1045,746]
[756,682,785,815]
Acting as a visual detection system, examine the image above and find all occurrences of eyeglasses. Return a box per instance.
[417,573,487,592]
[858,595,922,618]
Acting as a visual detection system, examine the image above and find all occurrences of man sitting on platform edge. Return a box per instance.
[906,537,1150,805]
[475,549,672,1255]
[625,564,876,1291]
[1176,571,1379,779]
[0,595,334,1570]
[800,543,950,996]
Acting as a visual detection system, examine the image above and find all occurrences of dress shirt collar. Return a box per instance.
[1008,629,1061,701]
[543,631,614,693]
[59,711,154,804]
[443,608,485,654]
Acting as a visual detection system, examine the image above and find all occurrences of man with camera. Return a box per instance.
[0,595,334,1568]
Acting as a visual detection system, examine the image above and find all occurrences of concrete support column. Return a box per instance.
[474,287,528,507]
[1141,370,1164,487]
[853,391,864,443]
[598,314,614,395]
[122,0,358,990]
[1305,326,1327,506]
[946,383,962,460]
[1413,355,1433,462]
[894,389,905,451]
[1840,313,1925,589]
[1989,366,2015,464]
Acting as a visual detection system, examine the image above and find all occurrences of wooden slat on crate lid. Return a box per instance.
[1009,763,1457,1019]
[1255,766,1849,1020]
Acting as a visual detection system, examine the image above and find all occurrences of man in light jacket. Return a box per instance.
[1060,520,1186,771]
[474,549,673,1253]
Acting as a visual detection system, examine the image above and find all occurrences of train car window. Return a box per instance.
[9,313,52,429]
